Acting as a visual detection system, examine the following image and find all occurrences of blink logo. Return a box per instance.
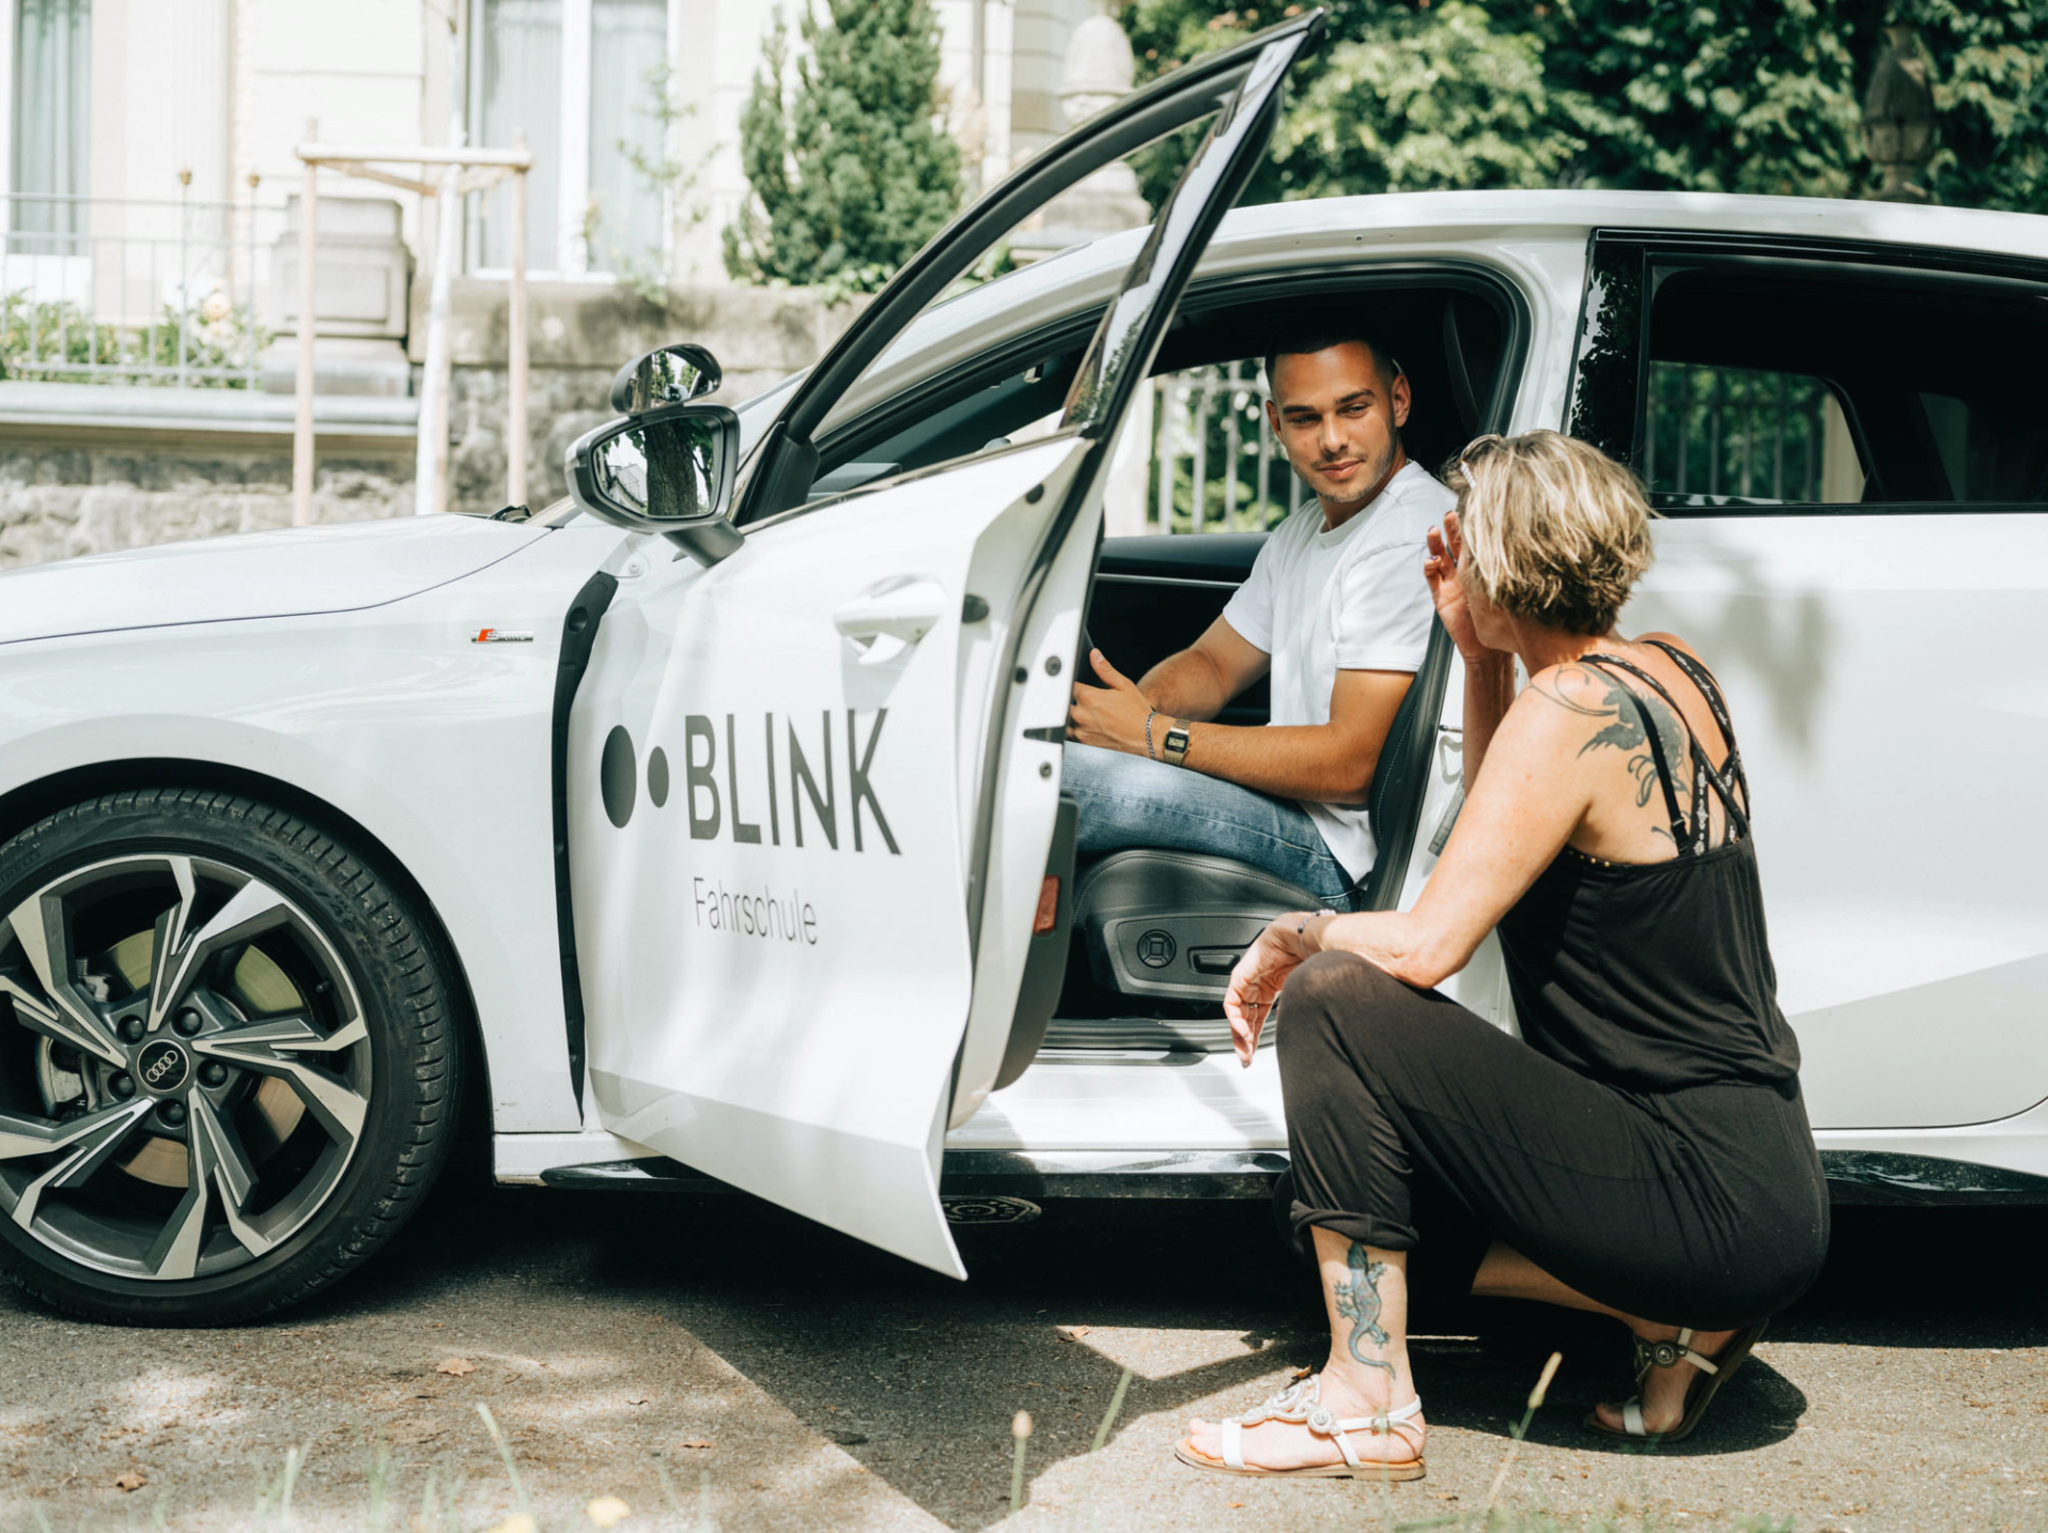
[601,709,898,855]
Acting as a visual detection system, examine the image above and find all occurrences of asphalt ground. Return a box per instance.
[1,1180,2044,1533]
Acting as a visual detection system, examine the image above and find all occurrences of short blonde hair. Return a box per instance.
[1444,431,1655,636]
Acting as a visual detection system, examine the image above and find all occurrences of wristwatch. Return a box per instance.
[1162,717,1192,768]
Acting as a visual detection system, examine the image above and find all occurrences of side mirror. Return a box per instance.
[609,343,723,414]
[567,404,745,567]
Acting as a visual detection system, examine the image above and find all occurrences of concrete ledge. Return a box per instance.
[0,381,420,437]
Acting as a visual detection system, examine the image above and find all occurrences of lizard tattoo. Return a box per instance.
[1333,1242,1395,1375]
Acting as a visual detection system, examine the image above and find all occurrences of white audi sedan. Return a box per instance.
[2,15,2044,1324]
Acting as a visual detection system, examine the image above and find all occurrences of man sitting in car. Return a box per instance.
[1064,330,1448,908]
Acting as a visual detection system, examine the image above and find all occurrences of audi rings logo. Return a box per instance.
[137,1040,190,1093]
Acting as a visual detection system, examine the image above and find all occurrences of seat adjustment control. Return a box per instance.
[1188,947,1242,974]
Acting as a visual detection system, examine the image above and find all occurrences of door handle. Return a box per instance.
[832,575,948,661]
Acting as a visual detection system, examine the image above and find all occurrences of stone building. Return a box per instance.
[0,0,1116,566]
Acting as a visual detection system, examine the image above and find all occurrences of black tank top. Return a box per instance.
[1494,641,1803,1093]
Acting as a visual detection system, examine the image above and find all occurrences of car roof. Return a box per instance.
[1223,187,2048,262]
[797,189,2048,439]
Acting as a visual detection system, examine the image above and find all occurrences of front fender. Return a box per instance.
[0,522,632,1132]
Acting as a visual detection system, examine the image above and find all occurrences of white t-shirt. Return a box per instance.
[1220,460,1452,883]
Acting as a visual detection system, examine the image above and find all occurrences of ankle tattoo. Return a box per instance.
[1333,1242,1395,1376]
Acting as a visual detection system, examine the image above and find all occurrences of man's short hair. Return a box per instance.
[1262,330,1404,400]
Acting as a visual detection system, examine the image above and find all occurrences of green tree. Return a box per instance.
[1284,1,1603,196]
[1536,0,1864,197]
[725,0,964,292]
[1862,0,2048,211]
[1120,0,2048,212]
[1122,0,1603,204]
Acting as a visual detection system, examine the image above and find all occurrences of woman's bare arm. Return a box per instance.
[1298,678,1596,987]
[1459,652,1516,783]
[1423,510,1515,781]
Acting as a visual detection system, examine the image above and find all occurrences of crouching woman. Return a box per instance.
[1180,430,1828,1480]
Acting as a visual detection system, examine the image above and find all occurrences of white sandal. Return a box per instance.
[1175,1374,1426,1480]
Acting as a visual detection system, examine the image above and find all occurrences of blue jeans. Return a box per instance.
[1062,742,1356,907]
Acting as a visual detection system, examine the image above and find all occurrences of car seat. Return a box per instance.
[1072,621,1453,1004]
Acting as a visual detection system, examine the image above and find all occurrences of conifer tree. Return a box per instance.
[724,0,964,292]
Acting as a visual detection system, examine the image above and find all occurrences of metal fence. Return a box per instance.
[1148,361,1309,533]
[1149,358,1844,530]
[1,192,286,388]
[1642,362,1834,503]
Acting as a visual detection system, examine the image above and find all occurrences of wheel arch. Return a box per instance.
[0,757,496,1153]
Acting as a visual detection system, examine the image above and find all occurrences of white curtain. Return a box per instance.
[476,0,562,271]
[586,0,666,276]
[12,0,92,252]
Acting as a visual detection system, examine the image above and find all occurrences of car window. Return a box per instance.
[1642,259,2048,509]
[754,117,1214,518]
[1147,279,1516,533]
[1917,387,2045,501]
[813,273,1523,526]
[1644,362,1865,508]
[808,346,1084,503]
[1151,359,1305,533]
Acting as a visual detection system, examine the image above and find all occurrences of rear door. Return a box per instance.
[1570,232,2048,1130]
[569,15,1327,1275]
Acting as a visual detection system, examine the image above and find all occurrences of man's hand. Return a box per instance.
[1066,648,1157,757]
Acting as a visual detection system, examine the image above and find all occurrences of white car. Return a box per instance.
[3,15,2045,1324]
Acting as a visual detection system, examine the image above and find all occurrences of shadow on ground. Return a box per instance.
[252,1182,2048,1531]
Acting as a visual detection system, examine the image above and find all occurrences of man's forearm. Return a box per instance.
[1172,720,1378,804]
[1138,648,1234,721]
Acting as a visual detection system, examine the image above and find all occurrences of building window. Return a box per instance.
[586,0,665,275]
[472,0,668,278]
[11,0,92,254]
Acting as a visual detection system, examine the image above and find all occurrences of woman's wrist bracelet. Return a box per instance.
[1296,908,1339,948]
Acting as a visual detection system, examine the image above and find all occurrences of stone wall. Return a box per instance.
[0,435,413,570]
[0,279,861,567]
[438,278,866,515]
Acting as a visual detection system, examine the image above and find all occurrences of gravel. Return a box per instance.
[1,1182,2042,1532]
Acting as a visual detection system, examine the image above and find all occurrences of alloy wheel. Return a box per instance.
[0,853,371,1282]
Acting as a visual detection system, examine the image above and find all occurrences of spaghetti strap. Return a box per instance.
[1581,654,1703,854]
[1580,652,1751,849]
[1642,640,1752,813]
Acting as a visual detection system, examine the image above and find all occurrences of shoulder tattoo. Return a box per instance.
[1529,664,1690,831]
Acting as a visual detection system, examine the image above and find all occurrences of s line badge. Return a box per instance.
[472,628,535,643]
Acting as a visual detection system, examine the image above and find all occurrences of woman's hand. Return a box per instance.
[1224,916,1317,1067]
[1424,511,1491,662]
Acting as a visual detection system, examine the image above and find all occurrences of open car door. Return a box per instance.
[567,13,1324,1276]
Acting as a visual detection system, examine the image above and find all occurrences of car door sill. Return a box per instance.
[1040,1016,1255,1053]
[525,1147,2048,1206]
[533,1148,1292,1199]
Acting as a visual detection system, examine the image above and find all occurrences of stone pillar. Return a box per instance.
[1862,24,1937,204]
[1011,0,1150,260]
[1009,0,1155,534]
[263,196,416,396]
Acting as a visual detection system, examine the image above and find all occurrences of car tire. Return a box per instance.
[0,787,464,1325]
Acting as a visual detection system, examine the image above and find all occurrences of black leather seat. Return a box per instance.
[1073,621,1452,1003]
